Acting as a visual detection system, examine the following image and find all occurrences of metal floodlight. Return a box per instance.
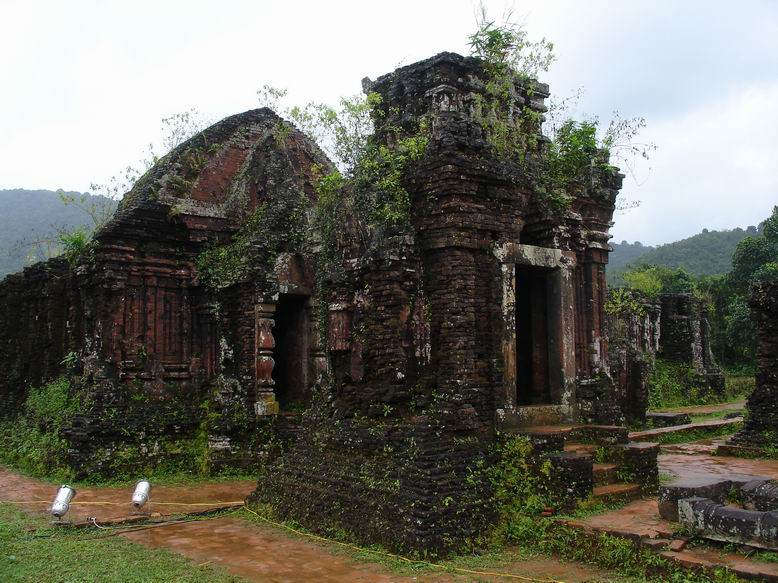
[132,479,152,510]
[50,485,76,519]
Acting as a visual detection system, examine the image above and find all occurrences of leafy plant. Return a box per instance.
[467,5,654,213]
[605,287,648,318]
[59,227,93,267]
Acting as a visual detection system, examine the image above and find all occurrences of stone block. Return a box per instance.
[658,477,732,521]
[544,451,594,507]
[741,479,778,511]
[678,497,778,551]
[646,412,691,427]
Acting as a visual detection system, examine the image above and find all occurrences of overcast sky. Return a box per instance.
[2,0,776,245]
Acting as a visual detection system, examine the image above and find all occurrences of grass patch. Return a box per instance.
[648,362,749,411]
[0,503,246,582]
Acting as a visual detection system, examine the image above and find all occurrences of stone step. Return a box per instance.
[593,463,619,486]
[646,411,692,427]
[629,418,742,442]
[564,443,597,455]
[592,483,642,504]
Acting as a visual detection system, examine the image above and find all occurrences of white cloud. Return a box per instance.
[1,0,776,244]
[611,81,778,244]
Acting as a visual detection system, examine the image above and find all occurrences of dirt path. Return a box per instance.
[629,417,742,441]
[0,466,254,522]
[652,401,745,415]
[0,465,625,583]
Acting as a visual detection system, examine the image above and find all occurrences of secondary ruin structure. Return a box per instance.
[0,52,666,552]
[725,280,778,452]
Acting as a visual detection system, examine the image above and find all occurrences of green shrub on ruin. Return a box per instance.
[467,6,653,214]
[605,287,648,318]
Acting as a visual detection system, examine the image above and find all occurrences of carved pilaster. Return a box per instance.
[254,302,279,416]
[308,299,329,384]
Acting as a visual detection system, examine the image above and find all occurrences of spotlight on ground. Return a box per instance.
[50,485,76,519]
[132,479,152,510]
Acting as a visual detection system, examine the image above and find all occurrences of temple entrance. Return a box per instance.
[516,267,552,405]
[272,295,310,410]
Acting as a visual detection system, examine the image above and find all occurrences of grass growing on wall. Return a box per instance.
[0,376,259,485]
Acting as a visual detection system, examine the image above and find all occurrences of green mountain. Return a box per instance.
[0,189,117,278]
[608,226,759,285]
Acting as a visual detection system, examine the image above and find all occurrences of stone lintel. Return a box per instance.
[493,242,576,269]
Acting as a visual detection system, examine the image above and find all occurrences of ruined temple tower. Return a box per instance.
[0,52,658,552]
[250,52,632,553]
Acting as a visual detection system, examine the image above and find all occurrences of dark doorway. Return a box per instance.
[516,267,551,405]
[272,295,309,410]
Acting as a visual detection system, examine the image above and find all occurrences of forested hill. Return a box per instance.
[608,226,759,285]
[0,189,117,278]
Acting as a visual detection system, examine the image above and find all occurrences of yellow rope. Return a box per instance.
[241,505,566,583]
[1,498,567,582]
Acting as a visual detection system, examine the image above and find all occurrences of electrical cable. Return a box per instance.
[2,497,568,581]
[241,505,567,583]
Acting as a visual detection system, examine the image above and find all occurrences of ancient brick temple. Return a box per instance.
[1,52,659,550]
[0,109,331,474]
[251,53,656,554]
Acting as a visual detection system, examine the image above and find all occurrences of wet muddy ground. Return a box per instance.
[0,465,625,582]
[121,516,627,582]
[0,466,254,523]
[660,449,778,482]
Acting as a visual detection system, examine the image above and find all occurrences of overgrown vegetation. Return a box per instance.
[499,519,741,583]
[647,360,746,410]
[0,377,87,481]
[0,375,261,485]
[605,287,648,318]
[466,6,654,213]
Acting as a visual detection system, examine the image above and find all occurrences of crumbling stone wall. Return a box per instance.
[607,291,661,424]
[0,258,75,413]
[659,293,725,395]
[729,281,778,447]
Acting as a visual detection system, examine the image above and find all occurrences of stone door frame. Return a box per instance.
[493,242,578,425]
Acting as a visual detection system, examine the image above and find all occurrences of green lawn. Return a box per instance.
[0,504,246,583]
